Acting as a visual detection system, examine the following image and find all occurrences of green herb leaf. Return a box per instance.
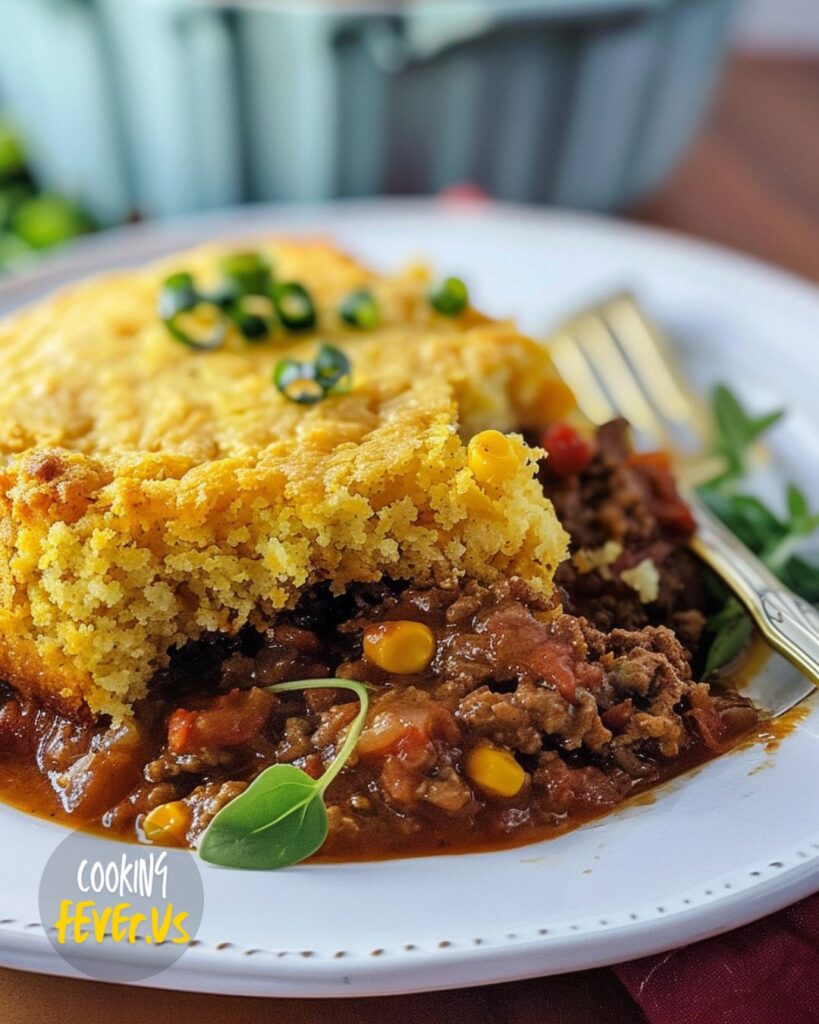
[699,488,786,555]
[704,596,754,677]
[708,384,784,486]
[785,484,819,536]
[780,555,819,604]
[699,386,819,673]
[199,679,369,870]
[198,763,329,870]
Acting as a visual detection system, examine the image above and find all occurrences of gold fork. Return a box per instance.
[546,292,819,715]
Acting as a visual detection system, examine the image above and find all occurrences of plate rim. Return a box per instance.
[1,197,818,996]
[2,825,819,997]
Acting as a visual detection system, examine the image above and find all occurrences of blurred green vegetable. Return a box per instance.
[12,194,93,250]
[0,118,27,182]
[0,117,95,271]
[699,386,819,675]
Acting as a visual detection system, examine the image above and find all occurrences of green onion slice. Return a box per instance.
[429,276,469,316]
[164,301,227,351]
[158,272,199,319]
[339,289,379,330]
[272,282,317,331]
[273,359,325,404]
[274,345,352,404]
[219,251,272,297]
[314,344,351,395]
[229,293,278,342]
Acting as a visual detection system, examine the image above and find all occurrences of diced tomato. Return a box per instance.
[540,423,593,478]
[628,451,697,535]
[167,709,194,754]
[167,688,276,754]
[544,654,578,702]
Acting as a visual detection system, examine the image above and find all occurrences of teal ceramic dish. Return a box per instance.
[0,0,736,222]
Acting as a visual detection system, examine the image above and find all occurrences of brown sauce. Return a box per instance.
[0,714,764,862]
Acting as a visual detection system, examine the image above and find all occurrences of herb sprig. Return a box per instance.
[199,679,369,870]
[698,386,819,673]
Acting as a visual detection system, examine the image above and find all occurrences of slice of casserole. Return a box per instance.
[0,240,571,721]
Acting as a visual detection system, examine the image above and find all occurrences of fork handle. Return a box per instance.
[687,491,819,688]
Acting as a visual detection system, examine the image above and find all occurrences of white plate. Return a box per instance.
[1,199,819,997]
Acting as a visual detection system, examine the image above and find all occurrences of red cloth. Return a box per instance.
[613,891,819,1024]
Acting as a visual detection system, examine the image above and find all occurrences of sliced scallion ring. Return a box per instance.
[272,282,316,331]
[273,359,325,404]
[229,293,279,342]
[219,251,272,297]
[164,301,228,351]
[429,276,469,316]
[339,289,379,330]
[314,344,352,395]
[158,271,199,320]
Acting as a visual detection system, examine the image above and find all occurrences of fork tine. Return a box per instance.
[573,312,672,444]
[602,293,707,441]
[549,326,617,426]
[546,292,709,454]
[549,308,671,447]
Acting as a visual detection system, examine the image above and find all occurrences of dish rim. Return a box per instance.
[0,197,818,996]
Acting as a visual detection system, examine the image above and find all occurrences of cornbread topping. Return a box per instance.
[0,240,759,866]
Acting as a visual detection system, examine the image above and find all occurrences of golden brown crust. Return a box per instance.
[0,239,572,720]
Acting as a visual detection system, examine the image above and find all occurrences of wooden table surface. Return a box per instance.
[2,53,817,1024]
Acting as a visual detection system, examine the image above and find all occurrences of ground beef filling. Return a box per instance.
[0,420,760,857]
[543,419,709,650]
[0,576,757,857]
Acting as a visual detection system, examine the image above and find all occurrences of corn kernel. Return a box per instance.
[142,800,191,847]
[467,430,519,485]
[363,620,436,675]
[466,745,526,798]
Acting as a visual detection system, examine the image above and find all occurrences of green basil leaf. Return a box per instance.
[709,385,784,485]
[784,484,819,537]
[198,678,369,870]
[199,763,328,870]
[780,555,819,604]
[699,488,785,554]
[704,597,753,677]
[787,484,808,525]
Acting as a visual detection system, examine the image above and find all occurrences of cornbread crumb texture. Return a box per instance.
[0,239,570,719]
